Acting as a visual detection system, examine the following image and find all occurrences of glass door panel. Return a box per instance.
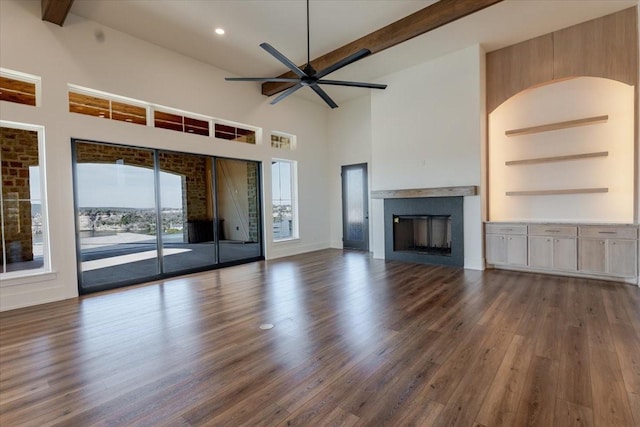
[215,158,261,263]
[158,151,217,273]
[342,163,369,251]
[74,141,159,291]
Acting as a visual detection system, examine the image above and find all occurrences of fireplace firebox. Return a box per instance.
[393,215,452,256]
[384,197,463,266]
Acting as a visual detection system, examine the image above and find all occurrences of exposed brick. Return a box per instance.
[1,127,38,263]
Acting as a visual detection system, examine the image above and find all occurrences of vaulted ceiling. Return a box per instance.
[49,0,639,106]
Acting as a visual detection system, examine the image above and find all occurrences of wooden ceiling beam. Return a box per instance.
[262,0,503,96]
[42,0,75,26]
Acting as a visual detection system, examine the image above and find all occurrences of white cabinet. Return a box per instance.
[486,222,638,283]
[579,226,637,277]
[528,225,577,271]
[485,224,527,266]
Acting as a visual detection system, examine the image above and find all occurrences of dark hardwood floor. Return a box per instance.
[1,249,639,426]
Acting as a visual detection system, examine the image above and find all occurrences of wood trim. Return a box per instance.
[41,0,75,26]
[371,185,477,199]
[505,115,608,137]
[262,0,503,96]
[506,188,608,196]
[505,151,608,166]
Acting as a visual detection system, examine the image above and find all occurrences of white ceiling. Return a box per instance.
[70,0,639,106]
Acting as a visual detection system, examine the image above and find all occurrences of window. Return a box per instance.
[0,69,40,107]
[272,159,297,241]
[153,110,210,136]
[0,122,50,278]
[69,89,147,126]
[215,123,256,144]
[271,132,294,150]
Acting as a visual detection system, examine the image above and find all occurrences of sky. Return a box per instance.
[75,163,183,209]
[272,160,292,204]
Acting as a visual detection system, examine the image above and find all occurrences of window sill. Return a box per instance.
[0,270,57,288]
[272,237,300,245]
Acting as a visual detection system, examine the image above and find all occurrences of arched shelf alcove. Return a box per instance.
[487,76,634,223]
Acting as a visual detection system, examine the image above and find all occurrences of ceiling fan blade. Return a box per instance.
[260,43,307,78]
[318,79,387,89]
[310,85,338,109]
[225,77,301,82]
[270,83,303,105]
[314,48,371,79]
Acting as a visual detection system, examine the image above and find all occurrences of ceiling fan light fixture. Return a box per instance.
[224,0,386,108]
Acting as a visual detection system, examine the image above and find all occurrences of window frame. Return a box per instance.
[0,120,51,283]
[0,68,41,107]
[270,131,296,150]
[271,158,299,242]
[214,120,260,144]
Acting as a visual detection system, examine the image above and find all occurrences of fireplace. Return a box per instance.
[384,197,463,267]
[393,215,452,256]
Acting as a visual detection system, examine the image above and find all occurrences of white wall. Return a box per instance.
[327,95,372,249]
[370,45,485,269]
[0,0,330,310]
[489,77,635,223]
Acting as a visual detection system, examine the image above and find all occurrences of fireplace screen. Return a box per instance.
[393,215,452,256]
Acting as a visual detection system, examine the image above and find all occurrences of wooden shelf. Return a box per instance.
[371,186,477,199]
[505,115,608,137]
[506,188,608,196]
[505,151,608,166]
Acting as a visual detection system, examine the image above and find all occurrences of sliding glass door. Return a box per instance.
[74,142,159,290]
[158,151,218,273]
[216,158,262,263]
[73,141,263,293]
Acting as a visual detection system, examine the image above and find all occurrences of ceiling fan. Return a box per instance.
[225,0,387,109]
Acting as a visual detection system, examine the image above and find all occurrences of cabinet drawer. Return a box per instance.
[579,226,637,239]
[529,225,577,237]
[485,224,527,235]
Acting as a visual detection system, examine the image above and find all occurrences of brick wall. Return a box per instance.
[1,127,38,263]
[247,162,259,242]
[75,142,211,222]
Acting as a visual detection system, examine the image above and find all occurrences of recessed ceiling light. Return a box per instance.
[215,28,225,36]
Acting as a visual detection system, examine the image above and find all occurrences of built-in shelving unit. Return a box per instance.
[506,188,608,196]
[505,114,608,137]
[505,151,608,166]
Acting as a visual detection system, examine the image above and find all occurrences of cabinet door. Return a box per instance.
[529,236,552,269]
[486,234,506,264]
[579,239,606,273]
[507,235,527,266]
[553,238,577,271]
[608,239,637,277]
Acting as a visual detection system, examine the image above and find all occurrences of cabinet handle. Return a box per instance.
[598,231,617,234]
[501,228,513,232]
[545,230,560,233]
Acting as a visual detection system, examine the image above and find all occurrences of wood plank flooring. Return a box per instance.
[1,249,639,426]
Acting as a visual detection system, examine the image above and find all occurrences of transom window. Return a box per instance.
[271,132,295,150]
[215,123,256,144]
[0,69,40,107]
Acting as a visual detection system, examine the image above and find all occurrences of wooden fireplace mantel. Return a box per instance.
[371,186,478,199]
